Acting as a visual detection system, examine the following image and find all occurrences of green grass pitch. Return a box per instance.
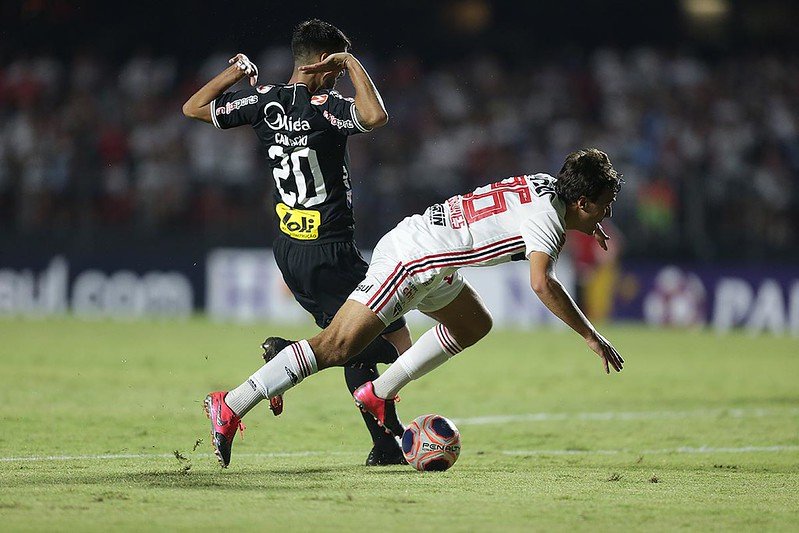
[1,318,797,531]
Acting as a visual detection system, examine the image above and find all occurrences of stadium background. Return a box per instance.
[1,0,797,334]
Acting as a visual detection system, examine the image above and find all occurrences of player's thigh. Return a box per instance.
[422,281,493,348]
[273,237,327,325]
[308,242,368,323]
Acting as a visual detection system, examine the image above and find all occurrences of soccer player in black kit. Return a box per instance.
[183,19,412,467]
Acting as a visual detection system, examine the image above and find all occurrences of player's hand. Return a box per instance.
[229,53,259,86]
[298,52,351,75]
[594,223,610,251]
[585,331,624,374]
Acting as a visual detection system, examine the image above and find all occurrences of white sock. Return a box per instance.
[249,339,318,399]
[224,378,263,417]
[372,324,463,399]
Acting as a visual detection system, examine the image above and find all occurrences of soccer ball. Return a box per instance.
[401,414,461,471]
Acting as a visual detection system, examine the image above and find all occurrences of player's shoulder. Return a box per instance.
[524,172,556,183]
[524,174,564,215]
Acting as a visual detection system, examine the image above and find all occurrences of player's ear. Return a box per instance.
[576,196,590,212]
[319,52,329,62]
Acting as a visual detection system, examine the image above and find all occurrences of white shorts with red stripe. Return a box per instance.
[347,222,473,326]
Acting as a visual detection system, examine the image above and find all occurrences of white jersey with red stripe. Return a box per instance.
[399,173,566,272]
[348,173,568,325]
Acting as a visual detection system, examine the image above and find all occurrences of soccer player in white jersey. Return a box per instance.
[204,148,625,467]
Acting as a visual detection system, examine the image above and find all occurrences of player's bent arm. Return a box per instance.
[182,64,247,123]
[345,54,388,129]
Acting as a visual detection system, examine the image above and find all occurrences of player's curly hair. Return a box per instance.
[291,19,352,63]
[555,148,623,204]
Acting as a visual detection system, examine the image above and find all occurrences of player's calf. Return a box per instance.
[425,283,494,349]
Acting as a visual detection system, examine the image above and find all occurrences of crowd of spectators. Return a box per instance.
[0,47,797,261]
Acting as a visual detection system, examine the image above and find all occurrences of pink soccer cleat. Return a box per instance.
[353,382,405,437]
[203,391,245,468]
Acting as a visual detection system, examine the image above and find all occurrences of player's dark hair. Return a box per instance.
[291,19,351,63]
[555,148,622,204]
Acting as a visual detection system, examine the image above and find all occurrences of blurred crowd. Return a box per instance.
[1,48,797,260]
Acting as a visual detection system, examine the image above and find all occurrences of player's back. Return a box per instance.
[211,83,372,243]
[390,174,567,273]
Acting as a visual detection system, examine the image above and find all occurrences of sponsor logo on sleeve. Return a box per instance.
[322,109,355,130]
[427,204,447,226]
[256,85,274,94]
[310,94,329,105]
[215,95,259,116]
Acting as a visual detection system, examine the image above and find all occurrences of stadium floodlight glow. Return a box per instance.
[681,0,729,20]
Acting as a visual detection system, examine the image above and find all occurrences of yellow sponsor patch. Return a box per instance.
[276,203,321,240]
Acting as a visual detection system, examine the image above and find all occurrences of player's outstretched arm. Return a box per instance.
[299,52,388,129]
[182,53,258,123]
[528,251,624,374]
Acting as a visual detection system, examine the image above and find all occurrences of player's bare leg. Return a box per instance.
[307,300,388,368]
[354,285,493,434]
[422,284,493,347]
[382,326,412,355]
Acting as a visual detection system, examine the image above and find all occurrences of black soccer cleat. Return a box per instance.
[261,336,294,363]
[365,444,408,467]
[261,336,295,416]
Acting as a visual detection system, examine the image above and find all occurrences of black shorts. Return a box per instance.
[273,235,406,334]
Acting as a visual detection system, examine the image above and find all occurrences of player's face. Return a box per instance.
[580,188,616,232]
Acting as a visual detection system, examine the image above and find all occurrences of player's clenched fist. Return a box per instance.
[229,53,259,86]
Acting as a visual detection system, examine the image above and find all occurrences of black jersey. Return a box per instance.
[211,83,371,243]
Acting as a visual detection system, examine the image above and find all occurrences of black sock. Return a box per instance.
[349,336,400,365]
